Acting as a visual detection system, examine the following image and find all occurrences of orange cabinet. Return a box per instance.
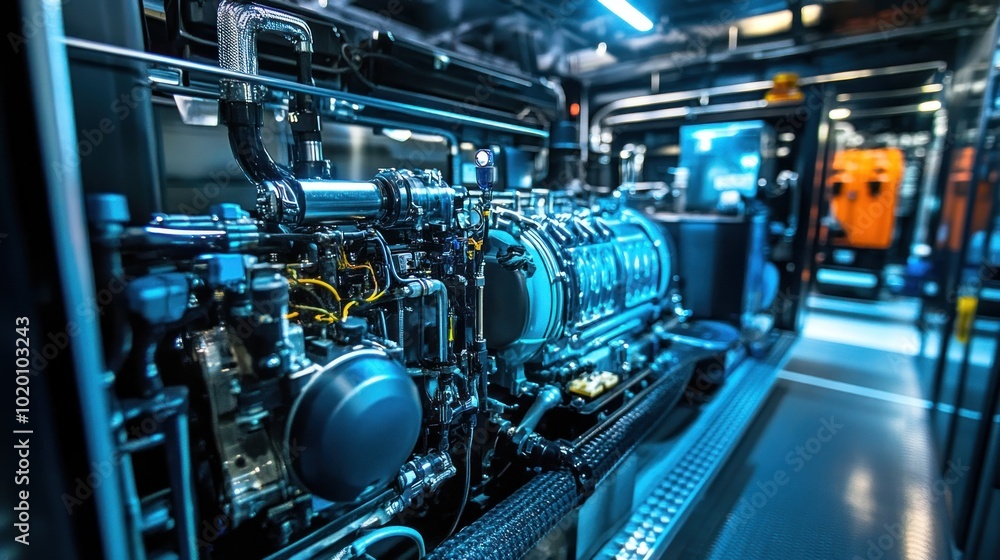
[826,148,904,250]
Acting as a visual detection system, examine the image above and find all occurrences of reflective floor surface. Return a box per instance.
[664,295,959,560]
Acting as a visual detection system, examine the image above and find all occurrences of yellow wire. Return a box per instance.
[295,278,342,304]
[342,300,358,318]
[292,304,338,322]
[285,311,300,320]
[340,248,380,301]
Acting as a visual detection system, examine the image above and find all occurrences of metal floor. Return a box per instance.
[663,301,956,560]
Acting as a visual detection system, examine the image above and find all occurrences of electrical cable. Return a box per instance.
[342,300,358,319]
[295,277,343,304]
[443,428,474,539]
[340,526,426,559]
[340,247,382,301]
[340,43,378,90]
[292,304,338,322]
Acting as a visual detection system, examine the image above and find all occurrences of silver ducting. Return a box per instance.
[217,0,313,102]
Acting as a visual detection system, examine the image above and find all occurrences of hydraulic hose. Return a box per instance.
[427,357,696,560]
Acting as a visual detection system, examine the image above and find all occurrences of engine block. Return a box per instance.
[485,190,674,392]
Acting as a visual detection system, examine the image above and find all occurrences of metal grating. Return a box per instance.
[595,332,797,560]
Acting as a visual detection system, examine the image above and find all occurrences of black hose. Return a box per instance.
[444,428,474,539]
[427,361,695,560]
[221,100,304,223]
[224,104,291,185]
[374,230,406,286]
[426,470,579,560]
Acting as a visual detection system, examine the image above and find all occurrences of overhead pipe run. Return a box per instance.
[591,61,947,128]
[587,61,947,157]
[579,17,979,86]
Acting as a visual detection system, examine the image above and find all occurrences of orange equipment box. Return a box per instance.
[826,148,904,250]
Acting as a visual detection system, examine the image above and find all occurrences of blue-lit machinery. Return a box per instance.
[633,121,782,335]
[49,1,720,558]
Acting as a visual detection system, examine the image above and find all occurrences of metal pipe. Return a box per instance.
[118,452,147,560]
[581,18,970,85]
[541,77,567,113]
[400,278,449,363]
[604,99,769,127]
[217,0,312,102]
[162,391,197,560]
[912,108,948,248]
[516,385,562,436]
[61,37,548,138]
[592,80,771,126]
[836,84,944,102]
[591,61,947,129]
[298,180,385,223]
[332,526,426,559]
[475,269,485,342]
[218,0,311,74]
[215,1,319,220]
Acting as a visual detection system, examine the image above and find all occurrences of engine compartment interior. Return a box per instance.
[5,0,1000,559]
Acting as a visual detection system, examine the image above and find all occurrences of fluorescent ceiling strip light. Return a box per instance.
[598,0,654,32]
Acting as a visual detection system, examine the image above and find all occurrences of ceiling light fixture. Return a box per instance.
[597,0,654,32]
[382,128,412,142]
[828,108,851,120]
[918,100,942,112]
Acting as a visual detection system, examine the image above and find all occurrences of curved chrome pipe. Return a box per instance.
[217,0,312,102]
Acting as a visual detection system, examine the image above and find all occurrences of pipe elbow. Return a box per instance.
[217,0,313,81]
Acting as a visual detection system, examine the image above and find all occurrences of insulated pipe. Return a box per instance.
[217,0,312,102]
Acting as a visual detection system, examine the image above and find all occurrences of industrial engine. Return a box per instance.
[13,0,988,556]
[68,1,711,558]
